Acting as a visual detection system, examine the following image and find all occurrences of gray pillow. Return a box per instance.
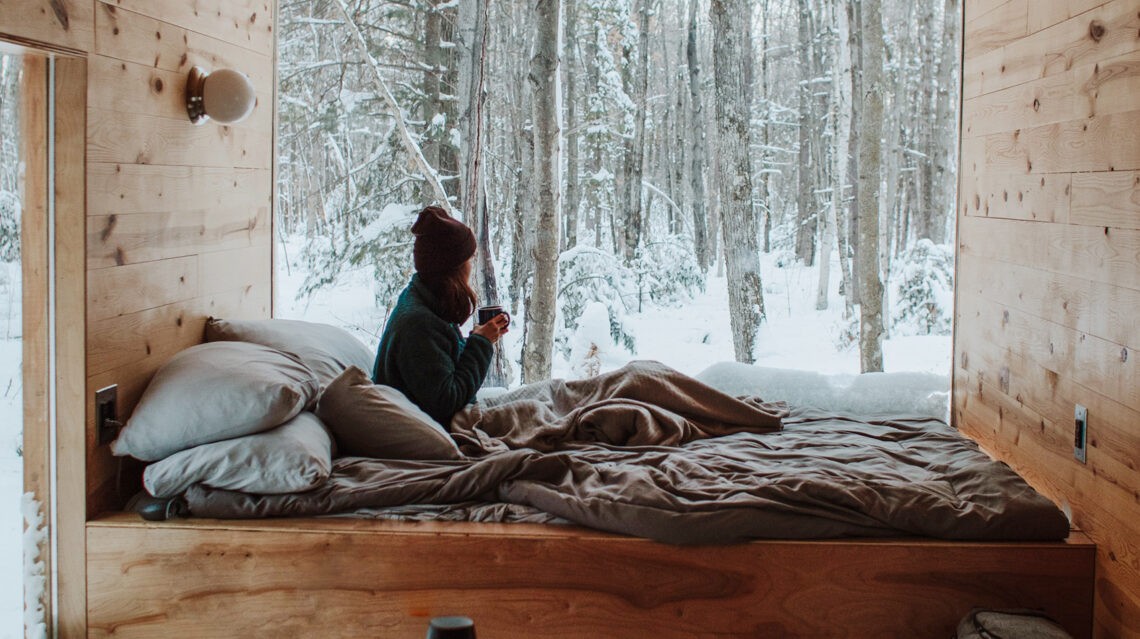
[316,366,462,460]
[205,317,375,388]
[143,411,334,498]
[111,341,320,461]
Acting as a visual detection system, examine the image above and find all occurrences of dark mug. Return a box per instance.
[426,616,476,639]
[477,305,510,326]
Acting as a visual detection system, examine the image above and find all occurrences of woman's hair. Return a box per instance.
[421,267,478,325]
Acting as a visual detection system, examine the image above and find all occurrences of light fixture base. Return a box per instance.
[186,66,209,125]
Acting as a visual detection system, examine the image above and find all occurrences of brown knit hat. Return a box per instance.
[411,206,477,275]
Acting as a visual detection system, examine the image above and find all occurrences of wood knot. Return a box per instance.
[101,215,117,242]
[1002,310,1010,326]
[1032,98,1040,112]
[153,77,164,93]
[1122,348,1129,363]
[1089,20,1106,42]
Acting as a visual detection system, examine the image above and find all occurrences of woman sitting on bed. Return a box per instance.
[371,205,510,427]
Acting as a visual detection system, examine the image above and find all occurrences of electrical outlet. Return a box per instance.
[95,385,119,446]
[1073,404,1087,464]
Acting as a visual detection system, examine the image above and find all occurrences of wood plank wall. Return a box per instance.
[956,1,1140,637]
[84,0,276,516]
[5,0,275,634]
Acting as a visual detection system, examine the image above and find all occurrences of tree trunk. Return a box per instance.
[931,0,960,245]
[686,0,710,271]
[457,0,511,386]
[846,0,862,307]
[712,0,765,364]
[818,0,852,313]
[758,0,772,255]
[563,0,580,250]
[834,0,854,318]
[522,0,562,383]
[857,0,885,373]
[794,0,817,266]
[620,0,651,264]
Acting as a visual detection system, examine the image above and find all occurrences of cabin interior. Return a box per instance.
[1,0,1137,636]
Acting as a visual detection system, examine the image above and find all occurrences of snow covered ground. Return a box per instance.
[1,258,22,638]
[0,244,951,637]
[275,239,952,383]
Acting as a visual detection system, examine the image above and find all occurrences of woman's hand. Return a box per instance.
[471,313,510,344]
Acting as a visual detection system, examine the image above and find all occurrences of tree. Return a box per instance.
[856,0,885,373]
[521,0,563,383]
[794,0,818,266]
[685,0,709,272]
[619,0,652,264]
[711,0,765,364]
[817,0,853,313]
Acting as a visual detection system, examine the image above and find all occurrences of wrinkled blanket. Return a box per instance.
[185,362,1070,544]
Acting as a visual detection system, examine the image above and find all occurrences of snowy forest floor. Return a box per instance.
[275,238,953,381]
[0,244,952,635]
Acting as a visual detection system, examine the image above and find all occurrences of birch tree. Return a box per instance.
[817,0,852,313]
[856,0,885,372]
[521,0,563,382]
[685,0,709,272]
[711,0,765,364]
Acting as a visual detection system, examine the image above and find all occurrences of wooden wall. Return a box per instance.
[83,0,276,518]
[956,0,1140,637]
[3,0,275,635]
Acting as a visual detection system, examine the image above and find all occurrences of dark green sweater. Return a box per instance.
[372,275,494,427]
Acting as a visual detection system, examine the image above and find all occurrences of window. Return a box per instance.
[274,1,959,390]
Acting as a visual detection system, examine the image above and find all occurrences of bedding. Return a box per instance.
[316,366,463,460]
[143,411,334,498]
[205,317,375,389]
[111,341,320,461]
[181,361,1069,544]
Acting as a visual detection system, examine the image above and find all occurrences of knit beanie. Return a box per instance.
[411,206,477,276]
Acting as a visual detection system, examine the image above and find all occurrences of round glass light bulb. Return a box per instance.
[201,69,256,124]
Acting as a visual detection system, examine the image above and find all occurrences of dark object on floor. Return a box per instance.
[125,491,188,521]
[427,616,476,639]
[955,608,1073,639]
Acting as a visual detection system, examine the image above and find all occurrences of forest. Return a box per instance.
[10,0,959,392]
[274,0,962,387]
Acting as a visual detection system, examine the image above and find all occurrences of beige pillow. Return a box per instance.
[111,342,320,461]
[205,317,375,389]
[316,366,462,460]
[144,411,334,498]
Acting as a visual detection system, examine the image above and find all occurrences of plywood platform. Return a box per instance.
[86,514,1095,639]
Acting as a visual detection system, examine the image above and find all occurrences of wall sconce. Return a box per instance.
[186,67,256,125]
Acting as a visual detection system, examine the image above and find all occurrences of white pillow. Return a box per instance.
[144,411,334,498]
[111,342,320,461]
[205,317,375,389]
[316,366,462,460]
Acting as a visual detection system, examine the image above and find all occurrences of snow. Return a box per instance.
[1,273,22,638]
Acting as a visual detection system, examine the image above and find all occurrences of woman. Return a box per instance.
[372,206,510,427]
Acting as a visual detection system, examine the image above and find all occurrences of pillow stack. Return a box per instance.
[110,318,461,503]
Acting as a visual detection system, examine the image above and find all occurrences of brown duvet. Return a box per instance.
[185,361,1069,544]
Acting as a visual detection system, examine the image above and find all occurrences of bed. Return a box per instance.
[87,319,1095,638]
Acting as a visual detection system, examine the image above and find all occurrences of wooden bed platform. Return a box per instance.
[86,514,1095,639]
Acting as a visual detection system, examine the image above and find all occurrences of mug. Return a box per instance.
[477,305,510,326]
[426,616,476,639]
